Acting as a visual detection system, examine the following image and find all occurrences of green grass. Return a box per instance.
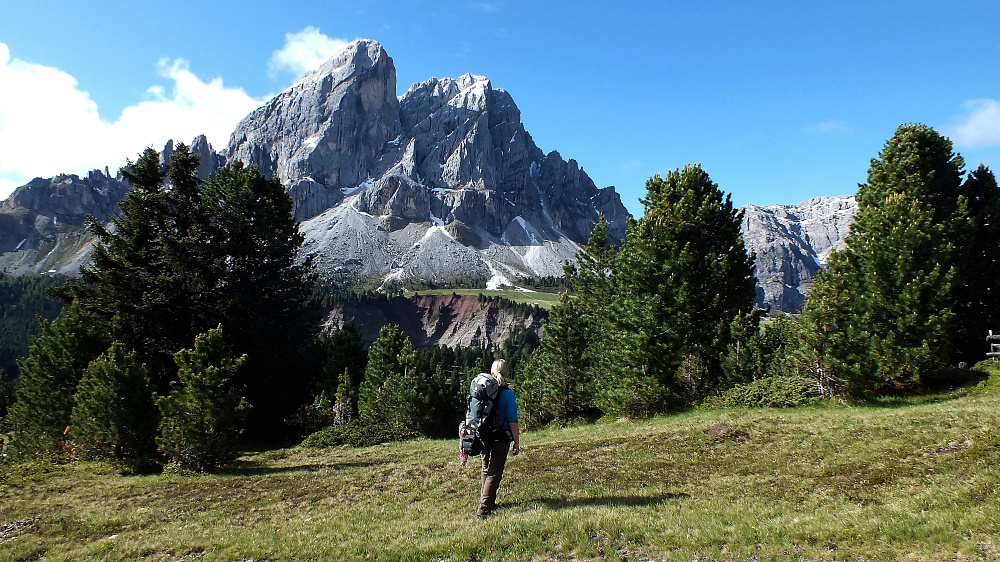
[405,288,563,310]
[3,391,1000,561]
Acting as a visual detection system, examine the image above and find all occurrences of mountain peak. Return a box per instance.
[296,39,390,88]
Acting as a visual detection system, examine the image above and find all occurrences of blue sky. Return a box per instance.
[2,1,999,216]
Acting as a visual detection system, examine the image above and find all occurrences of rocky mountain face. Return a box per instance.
[741,196,858,312]
[225,40,629,287]
[0,168,129,275]
[324,293,546,349]
[0,39,856,313]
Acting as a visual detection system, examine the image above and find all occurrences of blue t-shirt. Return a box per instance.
[497,387,518,433]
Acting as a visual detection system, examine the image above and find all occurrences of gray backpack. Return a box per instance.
[461,373,503,456]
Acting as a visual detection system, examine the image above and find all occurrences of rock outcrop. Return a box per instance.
[324,293,546,349]
[223,40,628,288]
[0,169,130,275]
[741,196,858,312]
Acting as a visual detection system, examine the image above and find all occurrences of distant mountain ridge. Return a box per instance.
[0,39,857,312]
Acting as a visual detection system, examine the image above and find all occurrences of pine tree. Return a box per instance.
[202,161,318,439]
[799,124,965,393]
[154,326,249,472]
[614,165,757,402]
[70,342,158,473]
[357,325,419,428]
[519,292,593,426]
[7,303,111,454]
[74,145,216,389]
[951,164,1000,364]
[314,318,368,416]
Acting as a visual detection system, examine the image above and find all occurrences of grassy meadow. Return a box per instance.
[404,288,563,310]
[3,388,1000,561]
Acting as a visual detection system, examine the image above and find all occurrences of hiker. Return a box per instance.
[478,358,519,518]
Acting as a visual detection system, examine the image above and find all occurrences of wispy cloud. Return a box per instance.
[267,27,352,80]
[804,120,853,137]
[946,98,1000,148]
[0,42,267,198]
[469,1,502,13]
[620,158,642,172]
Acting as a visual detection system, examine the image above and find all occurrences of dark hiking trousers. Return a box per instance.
[479,439,510,515]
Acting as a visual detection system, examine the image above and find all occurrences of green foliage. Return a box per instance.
[69,343,158,473]
[154,326,249,472]
[298,419,417,448]
[357,325,419,428]
[202,161,318,439]
[76,146,208,388]
[614,166,757,401]
[475,293,547,318]
[720,375,820,408]
[7,303,111,455]
[971,360,1000,394]
[722,314,797,384]
[313,318,367,416]
[0,273,66,378]
[951,165,1000,364]
[519,292,595,427]
[61,151,315,443]
[798,124,978,396]
[0,376,14,428]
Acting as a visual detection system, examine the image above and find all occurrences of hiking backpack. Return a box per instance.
[461,373,504,456]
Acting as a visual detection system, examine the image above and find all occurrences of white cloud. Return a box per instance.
[0,177,19,198]
[0,42,267,199]
[268,27,351,79]
[804,120,853,136]
[947,99,1000,148]
[469,1,503,13]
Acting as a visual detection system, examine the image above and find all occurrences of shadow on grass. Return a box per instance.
[220,460,383,476]
[516,493,689,510]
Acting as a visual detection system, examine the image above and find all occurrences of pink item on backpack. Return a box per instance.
[458,421,469,467]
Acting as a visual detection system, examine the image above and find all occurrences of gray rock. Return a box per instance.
[227,40,402,194]
[741,195,858,312]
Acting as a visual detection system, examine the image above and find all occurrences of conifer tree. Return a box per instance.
[614,165,756,402]
[76,144,213,389]
[79,148,176,383]
[799,124,966,392]
[315,318,368,416]
[522,218,615,424]
[951,164,1000,364]
[518,292,593,426]
[154,326,249,472]
[70,342,158,472]
[358,325,419,428]
[7,303,110,454]
[202,161,318,438]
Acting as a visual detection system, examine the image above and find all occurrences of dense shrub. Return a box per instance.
[971,360,1000,394]
[299,420,417,448]
[721,376,820,408]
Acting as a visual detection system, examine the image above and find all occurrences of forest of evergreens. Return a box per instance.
[1,123,998,475]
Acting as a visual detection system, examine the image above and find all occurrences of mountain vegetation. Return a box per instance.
[521,165,757,425]
[3,384,1000,561]
[796,124,1000,396]
[0,273,66,379]
[0,122,997,562]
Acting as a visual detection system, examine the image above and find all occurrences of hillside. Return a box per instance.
[323,292,547,348]
[3,389,999,561]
